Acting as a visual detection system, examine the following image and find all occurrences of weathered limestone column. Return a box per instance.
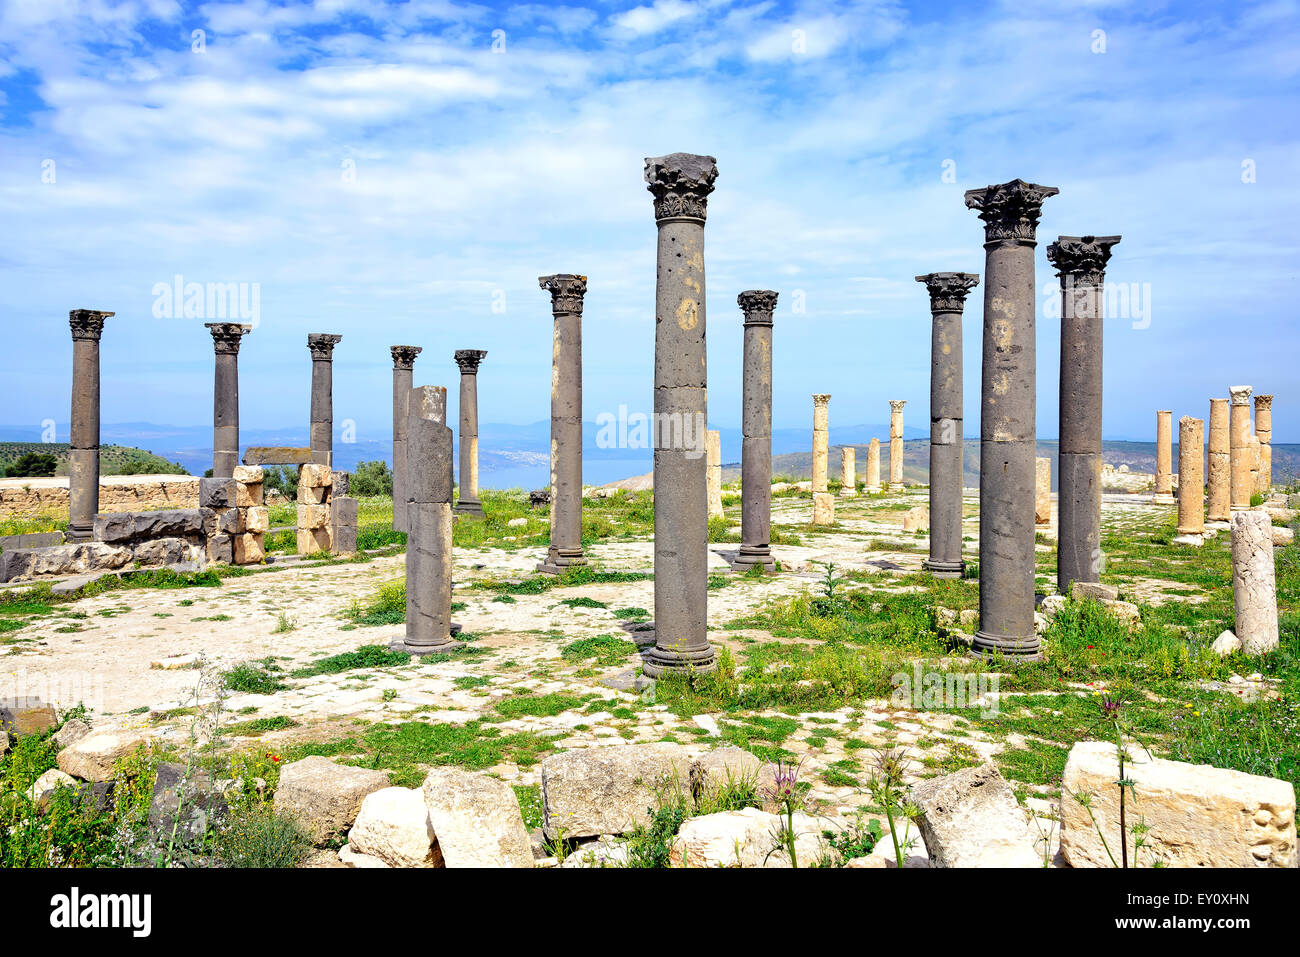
[1231,509,1279,654]
[733,289,777,574]
[307,333,342,467]
[1176,416,1205,539]
[1047,234,1119,592]
[706,430,723,519]
[207,323,250,479]
[538,275,587,574]
[840,447,856,498]
[1230,385,1254,510]
[966,178,1058,659]
[67,309,113,542]
[390,346,422,533]
[1249,434,1261,497]
[642,152,718,677]
[812,394,834,525]
[1035,458,1052,526]
[453,349,487,517]
[392,385,458,655]
[918,272,978,578]
[888,400,907,490]
[866,438,882,492]
[1154,410,1175,503]
[1255,394,1273,494]
[1207,398,1231,522]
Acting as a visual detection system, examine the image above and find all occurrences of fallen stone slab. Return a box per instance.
[57,728,152,783]
[53,718,91,749]
[27,768,77,804]
[540,743,694,841]
[0,531,64,550]
[669,807,833,868]
[338,843,390,868]
[50,573,112,595]
[243,446,313,466]
[349,787,441,868]
[1069,581,1119,603]
[273,756,390,845]
[0,698,58,738]
[909,763,1041,867]
[689,745,777,811]
[423,768,534,867]
[1060,740,1298,868]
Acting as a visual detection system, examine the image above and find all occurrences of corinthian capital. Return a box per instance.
[455,349,488,374]
[207,322,252,355]
[644,152,718,224]
[539,274,588,316]
[1229,385,1253,406]
[1254,394,1273,412]
[1046,235,1121,286]
[69,309,114,341]
[737,290,778,325]
[964,179,1059,243]
[890,399,907,414]
[390,345,422,370]
[915,273,979,314]
[307,333,343,360]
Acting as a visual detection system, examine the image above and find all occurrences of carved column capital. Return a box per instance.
[890,399,907,414]
[644,152,718,224]
[539,274,588,316]
[1230,385,1253,406]
[454,349,488,374]
[1254,394,1273,412]
[813,393,831,407]
[915,272,979,314]
[69,309,114,341]
[307,333,343,360]
[964,179,1059,244]
[1046,235,1121,286]
[207,322,251,355]
[737,290,778,325]
[390,345,422,370]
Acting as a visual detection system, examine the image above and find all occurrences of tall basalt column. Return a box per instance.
[732,290,777,574]
[538,275,588,574]
[1176,416,1205,537]
[67,309,113,542]
[206,322,250,479]
[811,394,834,525]
[888,400,907,490]
[453,349,488,516]
[642,152,718,678]
[1207,398,1231,522]
[1255,394,1273,494]
[965,178,1058,659]
[1154,410,1175,503]
[390,346,422,532]
[1230,385,1253,510]
[917,272,979,579]
[307,334,342,467]
[1047,235,1120,592]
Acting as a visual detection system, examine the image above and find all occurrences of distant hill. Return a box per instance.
[0,443,190,477]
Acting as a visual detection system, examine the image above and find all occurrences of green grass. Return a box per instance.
[291,644,411,678]
[561,634,637,666]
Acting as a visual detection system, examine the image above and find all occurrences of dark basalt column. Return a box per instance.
[307,334,342,467]
[642,152,719,678]
[538,274,589,575]
[452,349,487,516]
[67,309,114,542]
[965,179,1058,659]
[208,323,251,479]
[1046,235,1120,593]
[732,290,778,574]
[390,346,422,532]
[916,272,979,579]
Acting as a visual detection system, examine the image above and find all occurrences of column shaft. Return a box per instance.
[538,277,587,573]
[308,334,342,467]
[67,310,112,542]
[866,438,881,491]
[812,395,833,525]
[1176,416,1205,536]
[888,400,906,489]
[734,290,777,573]
[453,350,487,516]
[1229,386,1253,509]
[390,346,421,532]
[1207,398,1231,522]
[1154,410,1174,502]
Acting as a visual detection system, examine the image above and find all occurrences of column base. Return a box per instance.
[536,549,588,576]
[866,485,882,494]
[641,643,718,678]
[889,483,905,491]
[389,622,462,656]
[922,559,965,579]
[65,524,93,543]
[731,546,776,574]
[1151,494,1176,505]
[971,629,1041,661]
[453,500,484,517]
[839,489,857,499]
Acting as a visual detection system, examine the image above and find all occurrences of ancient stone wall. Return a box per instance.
[0,475,200,518]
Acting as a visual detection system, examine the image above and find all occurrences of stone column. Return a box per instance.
[812,394,834,525]
[733,289,777,574]
[840,447,856,498]
[307,333,342,468]
[67,309,113,543]
[1154,410,1175,503]
[1255,394,1273,494]
[965,178,1058,659]
[866,438,882,492]
[642,152,718,677]
[1249,434,1261,497]
[206,323,250,479]
[1175,415,1205,539]
[1047,234,1119,592]
[888,400,907,490]
[1230,385,1253,510]
[1231,509,1279,655]
[1207,397,1231,523]
[917,272,978,578]
[390,346,422,533]
[453,349,487,516]
[393,385,459,655]
[538,275,588,574]
[706,430,723,519]
[1035,458,1052,526]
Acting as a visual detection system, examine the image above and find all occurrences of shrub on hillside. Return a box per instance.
[351,460,394,497]
[4,452,57,478]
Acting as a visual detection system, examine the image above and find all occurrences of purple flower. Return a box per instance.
[767,757,804,806]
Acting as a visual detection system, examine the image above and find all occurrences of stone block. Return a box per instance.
[53,718,91,749]
[27,768,77,805]
[234,481,263,508]
[200,506,239,537]
[93,512,136,544]
[242,506,270,534]
[0,549,34,583]
[540,743,693,840]
[1060,740,1297,868]
[423,768,534,867]
[902,504,929,532]
[242,446,313,466]
[299,463,333,487]
[199,477,239,509]
[57,729,152,783]
[232,465,264,484]
[669,808,833,867]
[131,537,191,567]
[689,745,778,812]
[132,509,203,540]
[332,524,357,556]
[332,497,358,528]
[273,756,390,845]
[909,763,1041,867]
[1070,581,1119,603]
[812,491,835,525]
[148,763,227,843]
[298,485,328,505]
[349,787,441,868]
[206,533,233,565]
[1035,456,1052,524]
[232,533,265,566]
[298,504,331,530]
[0,698,58,739]
[297,527,331,555]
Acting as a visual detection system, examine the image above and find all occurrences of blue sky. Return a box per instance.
[2,0,1298,448]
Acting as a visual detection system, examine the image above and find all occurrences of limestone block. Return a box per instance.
[232,465,264,484]
[297,528,332,555]
[812,491,835,526]
[27,768,77,804]
[298,485,329,506]
[1211,630,1241,656]
[299,464,333,488]
[298,504,331,530]
[234,481,263,508]
[910,763,1041,867]
[1231,510,1279,654]
[53,718,91,749]
[273,756,389,845]
[243,506,270,534]
[339,843,390,868]
[669,808,833,867]
[1035,457,1052,525]
[232,533,265,566]
[422,768,534,867]
[1060,741,1297,868]
[689,745,778,812]
[1274,526,1295,547]
[540,743,693,840]
[0,699,58,738]
[57,729,151,783]
[349,787,441,868]
[1070,581,1119,603]
[902,504,929,532]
